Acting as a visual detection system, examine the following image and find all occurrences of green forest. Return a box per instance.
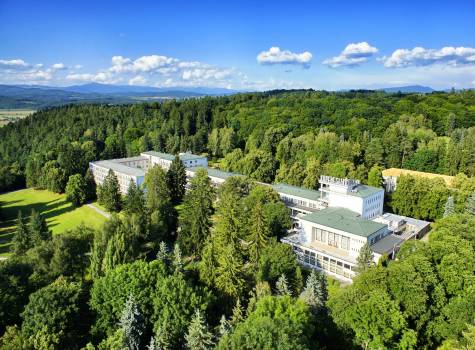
[1,90,475,349]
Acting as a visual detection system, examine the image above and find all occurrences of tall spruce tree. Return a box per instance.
[276,273,292,296]
[300,270,328,312]
[29,209,51,243]
[166,155,187,205]
[11,211,32,255]
[100,169,122,212]
[444,195,455,217]
[156,241,170,264]
[84,168,97,201]
[247,201,270,266]
[144,165,176,239]
[172,243,183,274]
[356,242,374,273]
[465,190,475,215]
[124,180,145,215]
[230,299,244,328]
[185,310,214,350]
[178,168,215,257]
[120,295,145,350]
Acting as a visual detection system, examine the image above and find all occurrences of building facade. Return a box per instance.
[90,151,429,282]
[89,159,146,194]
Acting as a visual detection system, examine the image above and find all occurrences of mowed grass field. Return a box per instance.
[0,188,107,257]
[0,109,35,127]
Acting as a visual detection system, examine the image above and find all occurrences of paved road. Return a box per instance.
[86,204,111,219]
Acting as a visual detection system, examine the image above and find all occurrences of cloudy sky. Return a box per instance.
[1,0,474,90]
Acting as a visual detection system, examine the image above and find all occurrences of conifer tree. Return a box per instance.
[166,155,187,205]
[293,266,304,295]
[154,324,173,350]
[276,273,292,296]
[84,168,97,201]
[11,211,32,255]
[102,230,128,274]
[185,310,214,350]
[156,241,169,263]
[124,180,145,215]
[356,242,374,273]
[178,168,215,257]
[300,270,328,312]
[230,299,244,328]
[465,190,475,216]
[100,169,122,212]
[172,243,183,274]
[444,195,455,217]
[120,295,145,350]
[29,209,51,243]
[144,165,176,238]
[217,315,230,339]
[247,201,270,266]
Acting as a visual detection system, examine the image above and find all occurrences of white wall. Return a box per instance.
[327,192,363,215]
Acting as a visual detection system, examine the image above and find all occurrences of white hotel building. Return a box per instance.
[90,152,429,282]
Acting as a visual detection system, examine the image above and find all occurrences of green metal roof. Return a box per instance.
[91,160,146,177]
[272,183,321,201]
[301,207,387,237]
[188,166,243,180]
[347,184,383,198]
[142,151,206,162]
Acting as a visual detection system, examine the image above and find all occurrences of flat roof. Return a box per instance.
[91,160,146,177]
[347,184,383,198]
[188,166,243,180]
[272,183,322,201]
[371,234,404,254]
[377,213,430,230]
[301,207,387,237]
[382,168,454,187]
[112,156,149,163]
[142,151,206,162]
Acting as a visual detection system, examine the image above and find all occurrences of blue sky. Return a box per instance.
[1,0,474,90]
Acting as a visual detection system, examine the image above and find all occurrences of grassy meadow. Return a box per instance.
[0,109,35,127]
[0,188,107,257]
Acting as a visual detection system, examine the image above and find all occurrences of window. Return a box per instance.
[328,232,337,247]
[341,236,349,250]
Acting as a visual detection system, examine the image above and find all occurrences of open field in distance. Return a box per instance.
[0,109,35,126]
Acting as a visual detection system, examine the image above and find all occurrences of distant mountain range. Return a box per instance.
[377,85,436,93]
[0,83,463,110]
[0,83,241,109]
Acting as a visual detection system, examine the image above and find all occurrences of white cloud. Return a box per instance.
[182,67,232,81]
[51,63,67,71]
[110,55,178,73]
[257,47,312,67]
[66,71,120,84]
[383,46,475,68]
[0,59,30,69]
[129,75,147,85]
[323,42,378,68]
[74,64,83,70]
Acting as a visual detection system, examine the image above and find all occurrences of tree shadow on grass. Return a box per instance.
[0,198,79,250]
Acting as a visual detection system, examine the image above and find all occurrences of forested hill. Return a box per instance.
[1,89,475,201]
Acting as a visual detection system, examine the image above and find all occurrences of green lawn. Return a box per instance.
[0,188,107,257]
